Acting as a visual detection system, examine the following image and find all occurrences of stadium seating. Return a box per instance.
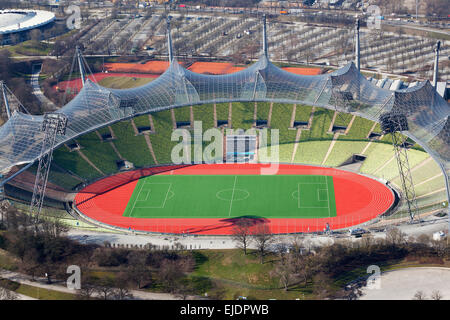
[109,119,156,167]
[42,102,446,217]
[52,145,104,181]
[75,132,119,175]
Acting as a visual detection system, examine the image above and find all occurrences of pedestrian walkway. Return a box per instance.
[0,269,194,300]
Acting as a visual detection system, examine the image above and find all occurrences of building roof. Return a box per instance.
[0,9,55,35]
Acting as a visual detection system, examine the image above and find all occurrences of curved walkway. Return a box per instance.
[31,63,57,111]
[0,269,193,300]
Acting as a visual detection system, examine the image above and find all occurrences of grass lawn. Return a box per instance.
[97,76,154,89]
[190,250,315,300]
[0,278,76,300]
[150,110,179,164]
[215,103,230,120]
[52,146,103,181]
[324,141,369,167]
[109,120,156,167]
[6,40,52,57]
[231,102,254,130]
[293,140,333,165]
[359,142,395,175]
[295,105,313,123]
[174,106,192,123]
[0,248,18,271]
[193,104,215,129]
[76,132,119,175]
[375,148,429,181]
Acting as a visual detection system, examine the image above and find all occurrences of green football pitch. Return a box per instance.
[123,175,337,219]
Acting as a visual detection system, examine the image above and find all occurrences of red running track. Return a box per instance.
[74,164,395,235]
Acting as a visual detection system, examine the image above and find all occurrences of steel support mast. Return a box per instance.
[355,19,360,72]
[30,113,68,222]
[76,46,86,87]
[1,81,12,119]
[433,41,441,90]
[380,112,419,222]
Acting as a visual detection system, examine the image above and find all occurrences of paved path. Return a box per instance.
[30,63,57,111]
[0,269,194,300]
[67,214,448,251]
[359,267,450,300]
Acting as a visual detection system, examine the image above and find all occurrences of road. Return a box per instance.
[67,215,448,251]
[30,63,57,111]
[384,20,450,36]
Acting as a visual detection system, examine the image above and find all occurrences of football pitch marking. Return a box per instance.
[216,189,250,202]
[125,174,336,219]
[291,176,331,217]
[131,182,172,210]
[317,189,328,202]
[229,176,237,217]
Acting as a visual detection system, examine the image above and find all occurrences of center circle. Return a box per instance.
[216,189,250,201]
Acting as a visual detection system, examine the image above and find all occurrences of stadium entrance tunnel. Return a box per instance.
[74,164,396,235]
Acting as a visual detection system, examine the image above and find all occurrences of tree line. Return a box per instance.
[0,205,448,300]
[231,217,449,299]
[0,205,202,300]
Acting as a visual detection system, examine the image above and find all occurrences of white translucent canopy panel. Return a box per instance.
[0,55,447,180]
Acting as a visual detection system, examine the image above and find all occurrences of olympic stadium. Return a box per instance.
[0,17,448,236]
[0,9,55,35]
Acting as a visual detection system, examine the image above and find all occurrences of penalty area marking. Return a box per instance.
[131,182,172,210]
[292,181,331,211]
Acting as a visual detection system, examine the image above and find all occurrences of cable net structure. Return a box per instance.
[0,30,449,216]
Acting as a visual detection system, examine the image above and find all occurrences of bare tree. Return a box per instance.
[30,29,42,44]
[272,255,297,291]
[174,279,194,300]
[113,272,134,300]
[426,0,448,17]
[94,277,116,300]
[295,255,315,287]
[157,259,184,293]
[0,286,18,300]
[251,223,275,264]
[127,251,151,289]
[77,273,97,300]
[431,239,447,258]
[0,200,9,227]
[232,218,253,255]
[313,272,334,300]
[413,290,427,300]
[431,290,442,300]
[385,227,406,248]
[20,248,40,281]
